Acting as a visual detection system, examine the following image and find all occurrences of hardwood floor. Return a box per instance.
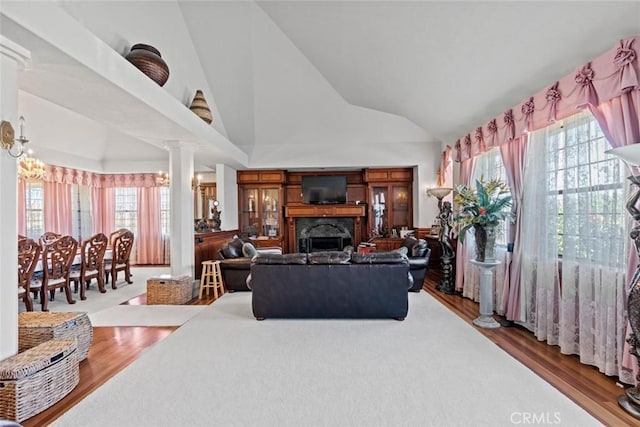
[19,274,639,426]
[423,269,639,426]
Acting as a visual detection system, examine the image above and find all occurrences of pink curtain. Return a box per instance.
[136,187,163,265]
[17,178,26,236]
[437,146,453,186]
[91,187,115,236]
[499,135,529,321]
[455,36,640,162]
[455,158,475,292]
[589,90,640,384]
[43,165,159,188]
[43,181,72,235]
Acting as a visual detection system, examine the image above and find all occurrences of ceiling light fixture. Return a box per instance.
[18,150,46,180]
[156,171,170,186]
[0,116,29,158]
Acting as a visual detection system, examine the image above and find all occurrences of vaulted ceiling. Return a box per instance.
[2,1,639,172]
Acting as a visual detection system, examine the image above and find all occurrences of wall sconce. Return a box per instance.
[192,174,202,191]
[426,187,453,210]
[156,171,170,186]
[0,116,29,158]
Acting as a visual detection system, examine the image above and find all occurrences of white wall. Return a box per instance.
[58,0,228,140]
[19,91,169,173]
[251,3,432,169]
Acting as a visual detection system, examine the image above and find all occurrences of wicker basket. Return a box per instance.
[147,274,192,304]
[18,312,93,361]
[0,339,79,423]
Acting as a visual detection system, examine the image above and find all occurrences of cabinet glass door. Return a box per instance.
[241,188,260,236]
[392,185,410,230]
[370,186,389,237]
[261,188,280,237]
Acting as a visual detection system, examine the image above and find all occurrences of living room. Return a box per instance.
[2,1,640,426]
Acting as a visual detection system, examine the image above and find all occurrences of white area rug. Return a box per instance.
[89,304,206,327]
[53,292,601,427]
[25,267,170,314]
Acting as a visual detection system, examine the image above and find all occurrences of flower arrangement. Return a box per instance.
[453,177,514,242]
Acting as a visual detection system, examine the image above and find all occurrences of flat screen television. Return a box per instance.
[302,175,347,204]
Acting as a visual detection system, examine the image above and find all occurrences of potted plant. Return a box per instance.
[453,177,514,262]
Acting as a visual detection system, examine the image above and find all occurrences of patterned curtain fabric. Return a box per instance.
[43,165,160,188]
[454,158,475,292]
[454,36,640,162]
[519,111,628,380]
[589,90,640,385]
[457,150,509,312]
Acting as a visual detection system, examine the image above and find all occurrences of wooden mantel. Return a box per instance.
[285,204,366,218]
[284,204,367,251]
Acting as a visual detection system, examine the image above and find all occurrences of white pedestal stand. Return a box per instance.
[470,259,501,329]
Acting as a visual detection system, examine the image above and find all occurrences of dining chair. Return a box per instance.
[70,232,108,300]
[18,238,42,312]
[102,228,127,269]
[39,231,62,247]
[40,235,78,311]
[104,230,134,289]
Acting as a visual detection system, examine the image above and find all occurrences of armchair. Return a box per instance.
[398,236,431,292]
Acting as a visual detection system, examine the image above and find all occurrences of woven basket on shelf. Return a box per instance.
[0,339,79,423]
[18,311,93,361]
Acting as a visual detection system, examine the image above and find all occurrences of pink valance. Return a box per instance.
[43,165,160,188]
[455,36,640,162]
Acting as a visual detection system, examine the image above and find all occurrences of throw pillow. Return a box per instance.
[242,242,258,258]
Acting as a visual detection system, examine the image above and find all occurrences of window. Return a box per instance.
[545,114,624,262]
[160,186,170,235]
[114,187,137,234]
[471,147,510,245]
[25,180,44,240]
[71,184,93,241]
[524,110,625,265]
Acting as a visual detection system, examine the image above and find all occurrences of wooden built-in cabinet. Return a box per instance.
[195,182,216,220]
[237,170,285,247]
[235,168,415,253]
[364,168,413,239]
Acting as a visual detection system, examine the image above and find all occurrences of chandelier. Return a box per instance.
[18,152,46,180]
[156,171,170,186]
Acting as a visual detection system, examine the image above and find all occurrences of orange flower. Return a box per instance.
[478,207,487,215]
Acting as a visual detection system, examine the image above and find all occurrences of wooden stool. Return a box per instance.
[199,260,224,299]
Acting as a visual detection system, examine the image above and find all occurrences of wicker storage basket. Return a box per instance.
[147,274,192,305]
[0,339,79,423]
[18,312,93,361]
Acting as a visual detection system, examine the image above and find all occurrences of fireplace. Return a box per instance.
[284,204,366,252]
[296,218,354,253]
[307,236,348,252]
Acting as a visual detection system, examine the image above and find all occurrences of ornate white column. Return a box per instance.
[167,141,196,278]
[215,163,238,230]
[0,36,30,360]
[470,259,501,329]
